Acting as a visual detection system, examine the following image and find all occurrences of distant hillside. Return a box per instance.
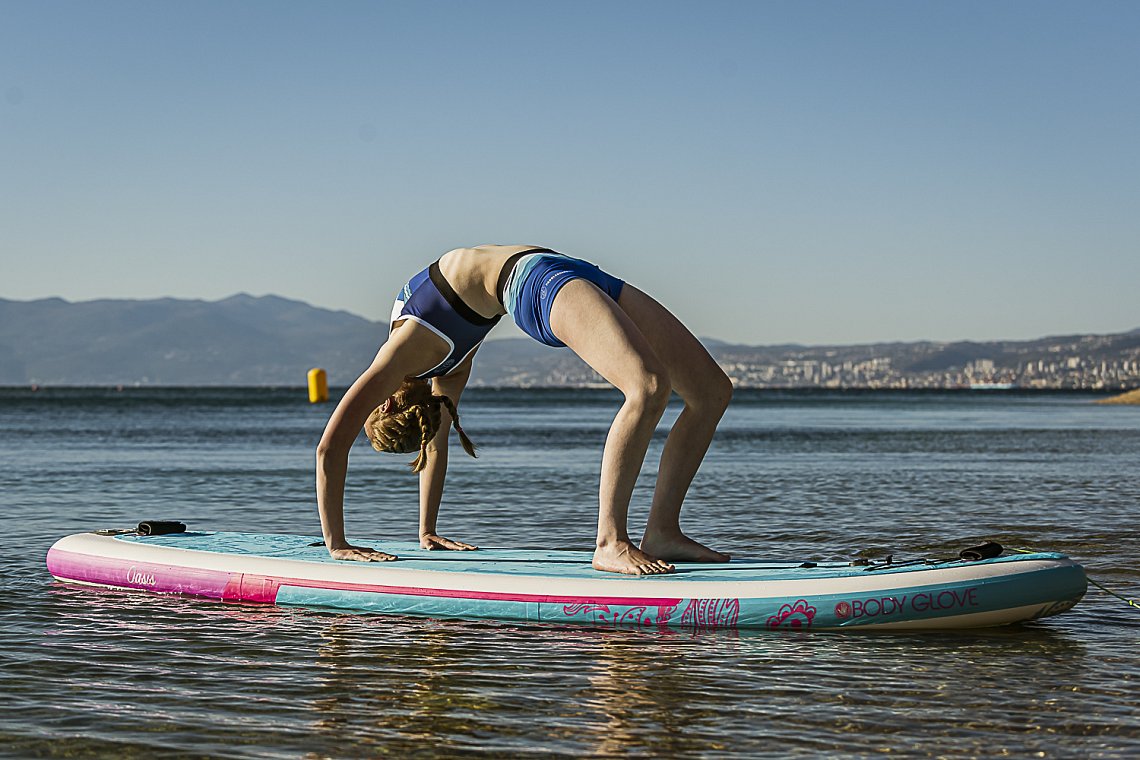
[0,294,384,385]
[470,331,1140,389]
[702,330,1140,390]
[0,295,1137,388]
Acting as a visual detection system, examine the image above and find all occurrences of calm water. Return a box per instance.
[1,388,1137,758]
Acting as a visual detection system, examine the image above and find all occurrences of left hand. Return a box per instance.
[421,533,478,551]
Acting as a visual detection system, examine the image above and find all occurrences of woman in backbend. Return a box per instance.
[315,245,733,575]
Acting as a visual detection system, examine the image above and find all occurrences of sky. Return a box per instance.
[2,0,1138,346]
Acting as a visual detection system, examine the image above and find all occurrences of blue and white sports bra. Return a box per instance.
[391,249,555,378]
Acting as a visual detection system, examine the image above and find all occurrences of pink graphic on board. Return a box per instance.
[680,598,741,630]
[562,601,682,629]
[766,599,817,630]
[561,599,743,629]
[602,606,651,627]
[653,604,679,627]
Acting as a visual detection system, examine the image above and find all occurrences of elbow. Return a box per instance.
[316,437,349,469]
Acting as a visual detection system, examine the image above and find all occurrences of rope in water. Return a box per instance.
[1087,578,1140,609]
[1011,546,1139,610]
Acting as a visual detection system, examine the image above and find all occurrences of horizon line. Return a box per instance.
[3,291,1137,350]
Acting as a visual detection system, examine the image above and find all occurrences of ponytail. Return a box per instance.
[438,395,477,459]
[408,405,433,473]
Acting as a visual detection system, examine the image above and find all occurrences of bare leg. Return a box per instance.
[615,286,733,562]
[548,279,676,575]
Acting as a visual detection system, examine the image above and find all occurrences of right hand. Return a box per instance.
[421,533,478,551]
[328,544,397,562]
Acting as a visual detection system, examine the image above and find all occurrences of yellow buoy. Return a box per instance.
[307,368,329,403]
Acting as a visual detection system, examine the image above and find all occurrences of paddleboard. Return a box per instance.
[47,530,1087,631]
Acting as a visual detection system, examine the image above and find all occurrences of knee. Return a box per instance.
[690,368,733,417]
[710,370,734,412]
[625,366,671,414]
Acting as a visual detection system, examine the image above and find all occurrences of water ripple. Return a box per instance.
[1,390,1137,756]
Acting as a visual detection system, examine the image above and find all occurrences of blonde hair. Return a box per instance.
[365,379,477,473]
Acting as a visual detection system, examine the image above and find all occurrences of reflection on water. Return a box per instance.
[1,389,1138,755]
[1,577,1135,757]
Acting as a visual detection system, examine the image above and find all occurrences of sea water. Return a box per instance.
[0,388,1137,757]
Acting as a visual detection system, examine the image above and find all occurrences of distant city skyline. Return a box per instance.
[3,1,1138,346]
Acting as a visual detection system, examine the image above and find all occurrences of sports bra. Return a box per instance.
[391,248,556,377]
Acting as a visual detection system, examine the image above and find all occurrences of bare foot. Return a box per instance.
[641,531,730,563]
[593,541,675,575]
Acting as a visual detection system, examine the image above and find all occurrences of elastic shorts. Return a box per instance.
[504,254,625,347]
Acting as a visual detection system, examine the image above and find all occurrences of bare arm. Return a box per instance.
[316,324,445,561]
[418,350,479,550]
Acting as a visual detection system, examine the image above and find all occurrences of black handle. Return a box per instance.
[137,520,187,536]
[959,542,1003,561]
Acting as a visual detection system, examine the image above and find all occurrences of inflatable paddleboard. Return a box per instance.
[47,529,1087,631]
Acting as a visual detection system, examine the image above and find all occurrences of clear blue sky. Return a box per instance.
[3,1,1138,345]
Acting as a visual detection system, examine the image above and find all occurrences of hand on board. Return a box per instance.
[421,534,478,551]
[329,545,397,562]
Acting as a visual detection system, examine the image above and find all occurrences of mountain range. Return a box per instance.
[1,294,1137,388]
[0,294,381,386]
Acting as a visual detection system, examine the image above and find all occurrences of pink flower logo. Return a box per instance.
[766,599,817,630]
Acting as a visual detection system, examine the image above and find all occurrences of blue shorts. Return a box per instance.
[502,254,625,347]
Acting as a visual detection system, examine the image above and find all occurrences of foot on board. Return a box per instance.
[640,531,730,563]
[592,541,675,575]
